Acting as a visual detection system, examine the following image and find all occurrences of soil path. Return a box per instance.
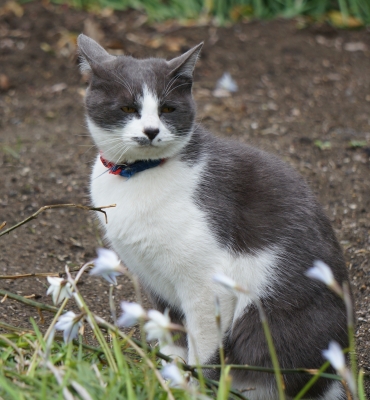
[0,2,369,395]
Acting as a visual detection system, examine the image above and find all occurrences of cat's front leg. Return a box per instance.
[182,289,236,366]
[160,343,187,364]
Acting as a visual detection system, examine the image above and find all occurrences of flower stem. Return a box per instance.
[255,300,286,400]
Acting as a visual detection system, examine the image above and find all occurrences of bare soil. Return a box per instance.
[0,1,369,395]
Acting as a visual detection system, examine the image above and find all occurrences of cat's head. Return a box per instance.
[78,34,203,163]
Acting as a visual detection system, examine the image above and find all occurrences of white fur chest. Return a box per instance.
[90,155,220,305]
[91,154,279,326]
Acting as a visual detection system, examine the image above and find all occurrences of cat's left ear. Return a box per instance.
[77,34,116,74]
[167,42,203,79]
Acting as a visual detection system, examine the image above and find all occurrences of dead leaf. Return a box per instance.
[165,37,186,52]
[0,1,23,18]
[56,30,78,58]
[126,33,147,46]
[40,42,53,53]
[230,5,253,21]
[50,83,67,93]
[328,11,364,28]
[146,36,163,49]
[84,18,104,44]
[0,74,10,91]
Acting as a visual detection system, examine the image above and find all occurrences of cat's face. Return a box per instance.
[78,35,203,163]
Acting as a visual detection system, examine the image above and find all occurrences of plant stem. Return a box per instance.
[190,364,341,380]
[256,301,286,400]
[108,285,117,325]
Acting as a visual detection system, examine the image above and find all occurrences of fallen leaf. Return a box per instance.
[56,30,77,58]
[0,1,23,17]
[328,11,363,28]
[165,37,186,52]
[146,36,163,49]
[50,83,67,93]
[126,33,147,46]
[40,42,53,53]
[84,18,104,44]
[230,5,253,21]
[0,74,10,91]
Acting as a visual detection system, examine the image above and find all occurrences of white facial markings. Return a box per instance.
[140,84,160,133]
[88,84,192,164]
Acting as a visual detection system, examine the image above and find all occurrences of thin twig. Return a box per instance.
[0,264,93,281]
[0,272,59,280]
[0,221,6,230]
[0,289,60,313]
[0,203,116,237]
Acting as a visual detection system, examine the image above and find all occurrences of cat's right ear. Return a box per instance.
[77,34,116,74]
[167,42,203,79]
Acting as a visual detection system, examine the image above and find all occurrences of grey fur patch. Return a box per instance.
[181,128,350,398]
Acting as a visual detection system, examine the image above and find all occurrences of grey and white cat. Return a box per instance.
[78,34,349,399]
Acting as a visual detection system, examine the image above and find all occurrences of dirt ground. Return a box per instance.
[0,1,369,395]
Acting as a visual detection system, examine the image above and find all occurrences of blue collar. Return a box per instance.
[100,155,165,178]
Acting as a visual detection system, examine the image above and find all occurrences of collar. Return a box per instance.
[100,155,165,178]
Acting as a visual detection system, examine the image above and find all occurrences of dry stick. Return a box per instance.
[0,272,60,280]
[0,221,6,230]
[0,264,93,280]
[0,203,116,237]
[0,289,60,313]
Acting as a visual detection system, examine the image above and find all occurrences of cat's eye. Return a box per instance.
[122,106,137,113]
[161,106,175,113]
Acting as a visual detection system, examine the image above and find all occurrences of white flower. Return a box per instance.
[46,277,72,305]
[117,302,146,327]
[216,72,238,92]
[322,341,345,373]
[213,273,238,290]
[322,341,356,395]
[305,260,335,286]
[144,309,173,344]
[161,363,185,387]
[90,248,123,285]
[55,311,84,344]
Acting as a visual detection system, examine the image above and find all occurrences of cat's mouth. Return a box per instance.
[132,137,152,146]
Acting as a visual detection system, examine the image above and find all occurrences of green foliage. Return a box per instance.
[0,333,180,400]
[25,0,370,25]
[314,140,332,150]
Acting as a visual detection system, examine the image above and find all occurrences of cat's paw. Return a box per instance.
[160,344,187,365]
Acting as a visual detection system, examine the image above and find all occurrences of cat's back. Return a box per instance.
[185,128,347,284]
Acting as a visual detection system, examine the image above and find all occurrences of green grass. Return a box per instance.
[0,332,179,400]
[20,0,370,25]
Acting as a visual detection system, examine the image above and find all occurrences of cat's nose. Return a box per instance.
[143,127,159,141]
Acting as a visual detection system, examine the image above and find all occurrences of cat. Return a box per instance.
[78,34,349,400]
